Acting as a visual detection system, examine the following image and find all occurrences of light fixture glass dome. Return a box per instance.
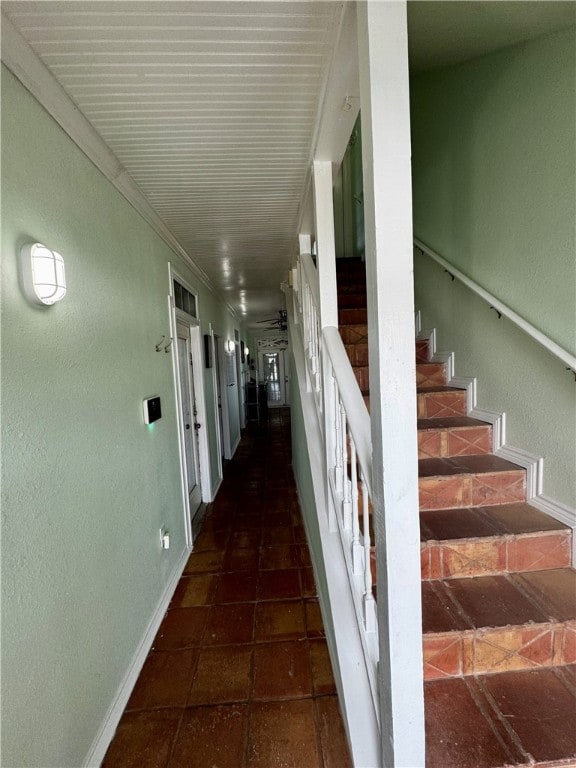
[21,242,67,305]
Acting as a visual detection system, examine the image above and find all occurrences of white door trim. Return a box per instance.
[213,332,233,459]
[168,265,212,549]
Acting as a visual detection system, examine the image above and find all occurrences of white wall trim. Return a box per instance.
[531,495,576,564]
[1,13,237,318]
[83,546,189,767]
[495,443,542,500]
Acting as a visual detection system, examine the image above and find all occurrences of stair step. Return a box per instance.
[418,416,492,458]
[420,504,571,579]
[339,307,367,325]
[417,386,468,417]
[416,337,431,362]
[417,361,448,388]
[338,292,368,308]
[422,568,576,679]
[352,364,369,392]
[336,278,367,294]
[336,257,366,273]
[418,455,526,510]
[339,324,368,345]
[425,668,576,767]
[344,342,369,367]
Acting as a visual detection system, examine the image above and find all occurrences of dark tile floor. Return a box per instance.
[102,408,353,768]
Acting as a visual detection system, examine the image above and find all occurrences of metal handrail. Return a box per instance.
[414,237,576,374]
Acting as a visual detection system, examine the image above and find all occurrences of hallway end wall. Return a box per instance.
[411,27,576,508]
[1,66,236,767]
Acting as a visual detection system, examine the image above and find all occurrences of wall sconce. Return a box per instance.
[226,339,235,354]
[21,242,67,305]
[244,346,249,357]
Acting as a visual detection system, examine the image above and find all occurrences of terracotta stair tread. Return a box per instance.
[421,503,569,540]
[423,569,576,634]
[418,416,488,430]
[417,385,465,394]
[425,669,576,768]
[419,454,523,477]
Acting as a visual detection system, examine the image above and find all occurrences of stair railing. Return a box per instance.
[293,252,380,710]
[415,238,576,375]
[296,252,323,412]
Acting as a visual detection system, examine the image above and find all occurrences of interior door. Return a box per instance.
[259,348,290,407]
[177,325,202,522]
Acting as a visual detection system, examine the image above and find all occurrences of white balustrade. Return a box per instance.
[292,252,379,709]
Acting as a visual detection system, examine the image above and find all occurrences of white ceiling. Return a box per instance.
[3,1,574,329]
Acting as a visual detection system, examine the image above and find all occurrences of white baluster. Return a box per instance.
[339,402,348,498]
[344,430,355,531]
[333,380,343,494]
[361,472,377,633]
[352,460,362,575]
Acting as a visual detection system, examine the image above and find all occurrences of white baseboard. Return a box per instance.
[230,432,241,458]
[531,495,576,564]
[496,443,543,500]
[83,547,190,767]
[211,475,223,502]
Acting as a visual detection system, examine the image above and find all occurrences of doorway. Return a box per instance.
[176,322,203,531]
[258,347,290,408]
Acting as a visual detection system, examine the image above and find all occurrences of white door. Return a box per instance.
[177,325,202,522]
[259,348,290,407]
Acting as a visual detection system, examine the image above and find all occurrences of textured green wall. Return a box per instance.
[411,28,576,507]
[1,67,238,767]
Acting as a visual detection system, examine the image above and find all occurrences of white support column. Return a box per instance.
[357,3,425,767]
[313,160,340,530]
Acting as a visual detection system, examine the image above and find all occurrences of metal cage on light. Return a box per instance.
[21,242,67,305]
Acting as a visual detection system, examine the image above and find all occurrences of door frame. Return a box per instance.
[257,338,290,407]
[168,266,212,547]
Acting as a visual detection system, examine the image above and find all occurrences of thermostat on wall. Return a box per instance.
[143,396,162,424]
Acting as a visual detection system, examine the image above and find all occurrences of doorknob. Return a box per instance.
[194,422,201,430]
[185,424,191,430]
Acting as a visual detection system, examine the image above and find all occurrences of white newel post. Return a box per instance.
[312,160,339,531]
[357,3,425,767]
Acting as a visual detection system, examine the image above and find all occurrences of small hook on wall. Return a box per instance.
[155,335,165,352]
[489,306,502,319]
[164,338,173,353]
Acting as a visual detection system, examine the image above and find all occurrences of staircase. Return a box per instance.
[336,257,576,768]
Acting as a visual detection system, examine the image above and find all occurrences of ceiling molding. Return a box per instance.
[0,11,237,317]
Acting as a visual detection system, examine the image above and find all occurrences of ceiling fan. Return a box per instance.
[256,309,287,331]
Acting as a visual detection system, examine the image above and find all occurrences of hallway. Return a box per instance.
[102,409,352,768]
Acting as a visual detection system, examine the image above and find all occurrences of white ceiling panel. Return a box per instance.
[3,0,341,326]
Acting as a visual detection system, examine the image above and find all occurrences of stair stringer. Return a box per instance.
[419,321,576,563]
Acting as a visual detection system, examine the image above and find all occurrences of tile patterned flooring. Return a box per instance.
[102,409,353,768]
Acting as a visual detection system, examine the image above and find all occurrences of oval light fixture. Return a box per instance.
[21,242,67,305]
